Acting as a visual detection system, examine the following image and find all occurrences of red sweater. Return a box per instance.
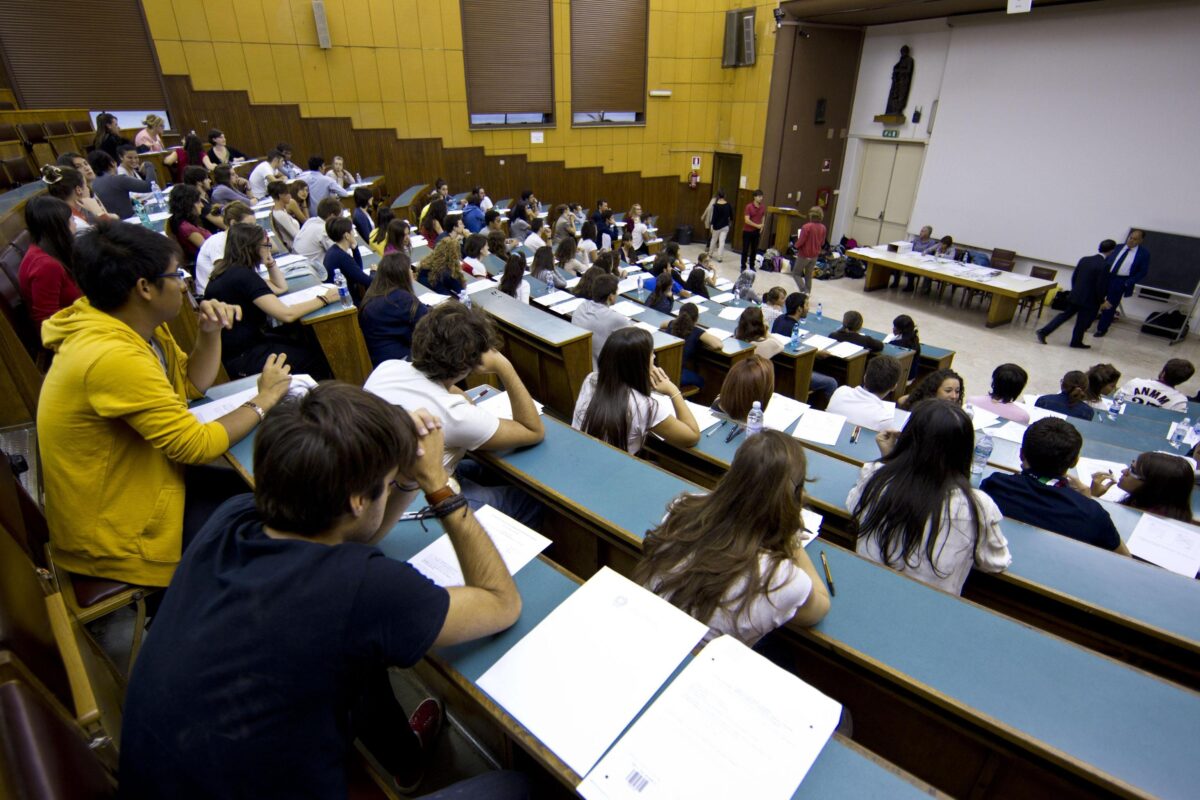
[18,243,81,330]
[795,221,827,258]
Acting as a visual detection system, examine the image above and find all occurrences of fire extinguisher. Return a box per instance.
[688,170,699,189]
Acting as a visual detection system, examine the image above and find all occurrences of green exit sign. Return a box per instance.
[882,129,899,138]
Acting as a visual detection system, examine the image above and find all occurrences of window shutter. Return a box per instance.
[0,0,167,110]
[570,0,648,115]
[461,0,554,117]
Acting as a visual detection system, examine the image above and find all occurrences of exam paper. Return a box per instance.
[1073,456,1127,483]
[419,293,452,306]
[705,327,735,341]
[551,297,587,315]
[708,292,735,303]
[274,253,310,269]
[679,295,707,305]
[762,393,809,432]
[790,409,846,445]
[634,321,660,334]
[407,505,551,586]
[717,306,745,321]
[966,407,1000,431]
[771,332,791,348]
[1021,403,1066,423]
[476,389,544,420]
[578,635,841,800]
[357,245,373,257]
[802,334,837,352]
[612,300,647,317]
[799,508,822,547]
[566,276,583,289]
[651,394,720,434]
[990,420,1028,444]
[190,375,317,423]
[825,341,866,359]
[715,278,734,290]
[616,277,641,294]
[535,289,576,306]
[478,567,708,776]
[279,284,335,306]
[1126,515,1200,578]
[464,279,496,295]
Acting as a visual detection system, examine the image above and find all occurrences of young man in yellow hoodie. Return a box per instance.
[38,220,293,588]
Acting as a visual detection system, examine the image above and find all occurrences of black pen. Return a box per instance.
[850,425,862,443]
[706,419,728,438]
[820,550,836,597]
[725,424,743,444]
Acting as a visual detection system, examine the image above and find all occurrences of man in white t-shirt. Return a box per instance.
[571,274,633,367]
[248,151,286,200]
[364,303,545,526]
[1119,358,1194,412]
[291,196,348,276]
[827,355,902,431]
[194,201,257,295]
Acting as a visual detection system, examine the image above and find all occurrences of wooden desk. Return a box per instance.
[767,206,804,252]
[336,174,384,211]
[286,274,373,385]
[390,182,430,223]
[853,248,1057,328]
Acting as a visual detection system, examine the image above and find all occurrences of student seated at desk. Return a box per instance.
[167,185,212,266]
[555,236,587,277]
[267,180,300,252]
[703,306,782,360]
[205,223,335,379]
[1085,363,1121,412]
[18,196,81,331]
[830,310,885,353]
[897,368,963,411]
[384,218,412,257]
[572,265,604,299]
[968,363,1030,424]
[461,233,489,277]
[417,237,467,296]
[119,383,529,799]
[529,244,566,289]
[684,265,711,299]
[88,149,150,221]
[180,165,224,233]
[712,355,774,421]
[891,314,921,379]
[293,196,345,269]
[524,222,551,251]
[1119,358,1194,412]
[761,286,787,329]
[828,355,902,431]
[663,304,704,389]
[211,164,254,207]
[770,291,808,336]
[578,220,599,265]
[980,418,1128,554]
[849,399,1011,594]
[41,164,96,234]
[420,198,447,243]
[38,221,290,588]
[574,274,633,366]
[734,268,761,303]
[637,430,830,645]
[646,271,676,314]
[351,187,376,243]
[1089,452,1196,524]
[195,202,255,296]
[1036,370,1095,420]
[323,216,372,292]
[358,253,430,367]
[364,304,545,526]
[287,180,311,224]
[497,252,530,304]
[368,207,394,255]
[573,327,700,454]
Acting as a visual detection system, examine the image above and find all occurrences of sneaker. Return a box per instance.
[409,697,443,754]
[1036,331,1047,344]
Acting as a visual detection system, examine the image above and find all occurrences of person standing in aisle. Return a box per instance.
[740,189,766,271]
[1094,229,1150,338]
[1036,239,1116,349]
[792,206,827,294]
[708,190,733,262]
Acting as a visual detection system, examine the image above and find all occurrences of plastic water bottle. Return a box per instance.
[815,302,823,322]
[133,198,151,227]
[790,323,801,352]
[150,181,165,212]
[1171,418,1189,448]
[355,171,363,185]
[1191,418,1200,440]
[332,269,352,309]
[1108,390,1126,420]
[971,430,993,475]
[459,289,472,308]
[964,402,975,419]
[746,401,764,437]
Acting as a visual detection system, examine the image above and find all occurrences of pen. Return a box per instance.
[850,425,862,443]
[820,550,836,597]
[725,425,744,444]
[706,419,728,437]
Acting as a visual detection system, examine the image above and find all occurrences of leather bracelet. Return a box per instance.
[241,400,265,421]
[430,493,469,519]
[424,485,456,506]
[319,295,330,306]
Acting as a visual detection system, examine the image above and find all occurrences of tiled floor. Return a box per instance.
[690,243,1200,403]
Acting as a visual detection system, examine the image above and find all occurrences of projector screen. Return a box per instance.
[909,3,1200,268]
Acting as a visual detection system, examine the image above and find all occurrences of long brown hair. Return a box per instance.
[361,252,419,316]
[209,223,266,281]
[1060,370,1088,405]
[734,306,767,342]
[635,430,808,625]
[422,236,464,286]
[717,354,774,420]
[1121,452,1195,522]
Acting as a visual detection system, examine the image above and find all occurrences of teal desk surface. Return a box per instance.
[472,288,590,346]
[391,183,428,208]
[814,547,1200,799]
[1124,401,1185,422]
[0,180,46,216]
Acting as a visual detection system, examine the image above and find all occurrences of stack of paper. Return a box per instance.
[825,341,866,359]
[551,297,586,315]
[612,300,647,317]
[709,292,735,303]
[762,393,809,432]
[652,393,720,434]
[279,284,336,306]
[679,295,707,306]
[419,293,452,306]
[476,389,545,420]
[802,334,837,352]
[407,505,551,586]
[966,406,1001,430]
[790,409,846,445]
[616,277,641,294]
[799,509,822,547]
[578,636,841,800]
[1126,515,1200,578]
[717,306,745,321]
[535,289,576,307]
[190,375,317,423]
[478,568,708,776]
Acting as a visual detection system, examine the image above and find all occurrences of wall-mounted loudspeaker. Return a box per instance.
[312,1,332,49]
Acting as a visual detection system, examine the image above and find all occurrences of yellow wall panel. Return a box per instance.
[181,42,222,90]
[270,44,306,102]
[339,0,376,48]
[376,50,406,105]
[405,102,431,138]
[143,2,179,40]
[260,0,298,44]
[243,44,281,104]
[426,103,452,142]
[352,48,383,103]
[394,0,421,49]
[153,40,189,76]
[200,2,240,43]
[358,102,385,129]
[443,51,466,103]
[298,47,334,102]
[398,50,427,102]
[416,9,444,52]
[212,42,251,92]
[290,1,319,46]
[441,1,463,51]
[171,0,210,42]
[368,0,398,47]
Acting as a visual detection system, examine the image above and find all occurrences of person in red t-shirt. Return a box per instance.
[793,206,827,294]
[18,196,82,331]
[740,189,766,272]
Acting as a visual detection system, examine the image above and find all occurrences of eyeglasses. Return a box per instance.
[155,269,187,282]
[1128,461,1143,481]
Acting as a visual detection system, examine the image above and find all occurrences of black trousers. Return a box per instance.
[1039,303,1100,346]
[740,230,761,270]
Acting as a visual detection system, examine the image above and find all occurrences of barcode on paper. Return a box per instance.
[625,769,651,792]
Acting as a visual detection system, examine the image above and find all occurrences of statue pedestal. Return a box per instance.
[873,113,906,125]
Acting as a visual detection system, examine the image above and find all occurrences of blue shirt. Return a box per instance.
[1035,392,1095,421]
[324,245,371,290]
[980,470,1121,551]
[771,314,803,336]
[299,169,352,216]
[462,202,485,233]
[358,289,430,366]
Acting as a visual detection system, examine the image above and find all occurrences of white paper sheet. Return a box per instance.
[1073,456,1128,483]
[762,393,809,432]
[190,375,317,423]
[419,293,452,306]
[801,334,837,352]
[891,409,911,430]
[651,394,720,435]
[578,636,841,800]
[705,327,734,341]
[1021,403,1067,423]
[475,389,544,420]
[634,321,660,334]
[551,297,587,315]
[407,505,551,587]
[708,292,735,303]
[965,406,1000,430]
[535,289,576,306]
[799,509,822,547]
[278,284,335,306]
[566,276,583,288]
[616,277,641,294]
[464,279,496,295]
[612,300,647,317]
[274,253,310,269]
[715,278,734,290]
[990,420,1028,444]
[1126,515,1200,578]
[478,567,708,776]
[790,409,846,445]
[679,295,706,305]
[357,245,373,257]
[771,332,792,348]
[825,341,866,359]
[717,306,745,321]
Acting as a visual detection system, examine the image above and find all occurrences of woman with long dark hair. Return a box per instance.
[555,236,587,276]
[1035,370,1094,420]
[211,164,253,206]
[529,244,566,289]
[892,314,921,379]
[646,271,674,314]
[1090,452,1195,523]
[203,128,247,169]
[93,112,130,160]
[1084,363,1121,412]
[663,303,704,388]
[383,218,411,256]
[204,223,335,378]
[635,430,830,644]
[712,354,775,421]
[420,198,447,242]
[898,368,963,411]
[572,327,699,453]
[848,399,1010,594]
[368,206,394,255]
[498,252,530,303]
[684,266,710,299]
[702,306,781,360]
[167,184,211,264]
[18,196,81,329]
[41,164,94,234]
[358,252,430,366]
[578,220,599,265]
[287,180,311,224]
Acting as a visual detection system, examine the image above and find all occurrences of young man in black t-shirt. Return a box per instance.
[119,383,526,798]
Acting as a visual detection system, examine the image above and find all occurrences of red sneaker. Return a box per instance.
[409,697,443,754]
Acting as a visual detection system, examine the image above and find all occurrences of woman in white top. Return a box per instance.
[577,221,599,266]
[1084,363,1121,412]
[847,399,1011,595]
[462,233,489,278]
[761,286,787,330]
[629,210,650,255]
[635,430,831,645]
[702,306,782,361]
[572,327,700,454]
[267,180,300,252]
[497,252,530,304]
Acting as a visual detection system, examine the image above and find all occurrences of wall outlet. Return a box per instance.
[792,124,798,131]
[499,159,505,165]
[827,129,834,139]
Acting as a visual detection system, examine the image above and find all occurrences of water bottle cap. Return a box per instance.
[751,401,761,408]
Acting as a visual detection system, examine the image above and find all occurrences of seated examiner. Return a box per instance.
[981,418,1128,554]
[636,430,830,646]
[119,383,527,798]
[38,221,291,588]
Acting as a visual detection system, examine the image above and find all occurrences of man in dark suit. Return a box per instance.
[1036,239,1117,349]
[1094,229,1150,337]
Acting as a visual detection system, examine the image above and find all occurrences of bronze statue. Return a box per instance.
[885,46,914,115]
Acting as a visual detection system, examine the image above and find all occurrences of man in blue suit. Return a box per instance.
[1094,229,1150,338]
[1037,239,1117,349]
